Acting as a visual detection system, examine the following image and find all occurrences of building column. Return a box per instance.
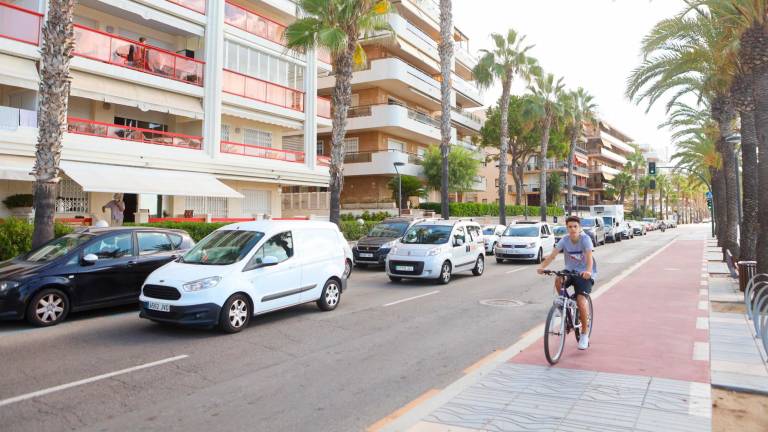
[202,0,224,159]
[303,48,318,170]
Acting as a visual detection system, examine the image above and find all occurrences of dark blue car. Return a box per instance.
[0,227,193,327]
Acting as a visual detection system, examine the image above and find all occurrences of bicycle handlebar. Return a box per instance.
[540,269,580,277]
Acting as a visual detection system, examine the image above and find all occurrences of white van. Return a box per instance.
[139,221,351,333]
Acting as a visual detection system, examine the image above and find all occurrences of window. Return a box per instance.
[453,226,466,244]
[221,124,231,141]
[343,137,359,153]
[242,190,272,215]
[540,226,547,236]
[114,117,167,132]
[417,147,426,159]
[244,128,272,147]
[137,232,174,255]
[250,231,293,265]
[387,139,405,152]
[56,177,89,214]
[184,196,228,218]
[168,234,183,249]
[467,226,481,242]
[83,233,133,259]
[224,41,306,91]
[351,94,360,107]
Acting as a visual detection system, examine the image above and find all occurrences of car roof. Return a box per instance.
[76,226,188,235]
[513,221,547,226]
[220,220,339,233]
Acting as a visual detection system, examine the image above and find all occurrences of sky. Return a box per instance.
[453,0,687,161]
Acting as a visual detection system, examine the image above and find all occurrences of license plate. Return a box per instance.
[147,301,170,312]
[360,253,374,258]
[395,265,414,272]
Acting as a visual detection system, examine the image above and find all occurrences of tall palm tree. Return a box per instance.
[285,0,391,225]
[32,0,76,248]
[562,88,598,214]
[625,146,646,216]
[639,175,652,216]
[529,71,565,221]
[438,0,453,220]
[656,173,670,219]
[473,29,537,225]
[610,171,634,205]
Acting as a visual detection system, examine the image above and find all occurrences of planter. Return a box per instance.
[9,207,34,219]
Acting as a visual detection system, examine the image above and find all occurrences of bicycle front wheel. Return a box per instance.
[544,304,566,365]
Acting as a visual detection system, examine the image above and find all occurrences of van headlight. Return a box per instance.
[182,276,222,292]
[427,247,444,256]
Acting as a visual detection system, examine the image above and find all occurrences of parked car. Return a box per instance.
[552,225,567,243]
[620,222,634,239]
[352,217,432,267]
[495,221,556,264]
[139,221,350,333]
[630,221,646,236]
[0,227,194,326]
[481,224,507,255]
[642,218,659,231]
[603,216,623,243]
[580,217,606,246]
[386,220,485,285]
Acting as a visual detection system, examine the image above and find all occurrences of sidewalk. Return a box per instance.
[379,234,712,432]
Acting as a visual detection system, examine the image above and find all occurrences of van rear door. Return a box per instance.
[297,228,344,302]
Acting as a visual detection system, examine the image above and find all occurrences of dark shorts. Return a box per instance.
[565,275,594,296]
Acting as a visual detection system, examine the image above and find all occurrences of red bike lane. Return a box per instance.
[511,238,710,383]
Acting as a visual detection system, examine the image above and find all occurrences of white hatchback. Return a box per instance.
[494,222,556,264]
[139,221,351,333]
[481,224,507,255]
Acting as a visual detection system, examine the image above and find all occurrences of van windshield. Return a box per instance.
[181,230,264,265]
[602,216,614,225]
[368,222,409,238]
[24,234,93,262]
[503,226,539,237]
[483,227,497,235]
[402,225,452,244]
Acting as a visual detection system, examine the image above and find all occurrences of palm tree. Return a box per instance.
[31,0,76,248]
[639,175,652,216]
[529,71,565,221]
[610,171,634,205]
[656,173,669,219]
[285,0,392,225]
[625,146,646,216]
[562,88,598,214]
[438,0,453,220]
[473,29,537,225]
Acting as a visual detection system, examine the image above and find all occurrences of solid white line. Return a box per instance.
[383,291,440,307]
[0,355,188,408]
[505,267,527,274]
[696,317,709,330]
[693,342,710,361]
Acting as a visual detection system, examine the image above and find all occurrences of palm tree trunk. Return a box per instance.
[712,98,740,258]
[753,65,768,274]
[566,133,576,215]
[329,46,355,226]
[538,114,553,221]
[498,75,513,225]
[739,110,759,261]
[642,188,648,215]
[512,161,524,206]
[711,167,727,247]
[32,0,75,248]
[438,0,453,221]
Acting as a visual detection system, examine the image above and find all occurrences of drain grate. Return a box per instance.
[480,299,526,308]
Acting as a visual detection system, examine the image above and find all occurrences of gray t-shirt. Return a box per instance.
[556,232,597,277]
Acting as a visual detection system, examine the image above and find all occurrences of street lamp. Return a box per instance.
[393,162,405,217]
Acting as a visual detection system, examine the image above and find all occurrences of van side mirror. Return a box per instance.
[454,237,464,246]
[616,222,620,227]
[246,255,279,271]
[82,254,98,265]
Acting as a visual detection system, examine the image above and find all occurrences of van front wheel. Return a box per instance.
[317,279,341,311]
[219,293,251,333]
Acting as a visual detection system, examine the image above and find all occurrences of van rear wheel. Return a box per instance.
[219,293,251,333]
[316,279,341,311]
[472,255,484,276]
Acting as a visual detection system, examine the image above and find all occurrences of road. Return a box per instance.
[0,226,689,432]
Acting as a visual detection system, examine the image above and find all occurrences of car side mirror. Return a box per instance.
[261,256,279,266]
[82,253,98,265]
[454,237,464,246]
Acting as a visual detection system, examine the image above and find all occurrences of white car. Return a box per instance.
[481,224,507,255]
[386,220,485,284]
[494,221,556,264]
[139,220,351,333]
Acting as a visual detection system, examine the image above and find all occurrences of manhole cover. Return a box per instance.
[479,299,526,308]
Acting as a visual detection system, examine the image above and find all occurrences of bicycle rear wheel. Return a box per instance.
[574,294,594,343]
[544,304,566,365]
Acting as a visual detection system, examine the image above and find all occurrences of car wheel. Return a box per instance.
[26,288,69,327]
[472,255,485,276]
[219,293,251,333]
[344,259,352,279]
[491,242,498,255]
[437,261,452,285]
[496,258,505,264]
[316,279,341,311]
[388,275,402,283]
[535,248,543,264]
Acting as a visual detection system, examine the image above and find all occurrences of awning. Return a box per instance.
[0,53,39,91]
[574,153,589,164]
[221,104,302,130]
[0,156,34,181]
[60,161,243,198]
[69,71,203,119]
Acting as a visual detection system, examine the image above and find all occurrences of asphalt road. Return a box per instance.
[0,226,689,432]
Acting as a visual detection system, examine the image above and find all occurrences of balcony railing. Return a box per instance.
[347,103,440,128]
[0,2,42,45]
[167,0,206,14]
[317,96,331,118]
[223,69,304,111]
[73,25,204,86]
[344,149,422,165]
[0,106,37,128]
[225,1,286,45]
[317,155,330,166]
[67,117,203,150]
[221,141,305,162]
[452,107,483,125]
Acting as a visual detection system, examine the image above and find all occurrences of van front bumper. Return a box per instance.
[139,301,221,327]
[386,256,441,279]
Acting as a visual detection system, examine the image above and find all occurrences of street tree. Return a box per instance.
[421,146,480,197]
[529,71,565,221]
[387,175,426,209]
[610,171,634,205]
[437,0,453,220]
[562,88,598,214]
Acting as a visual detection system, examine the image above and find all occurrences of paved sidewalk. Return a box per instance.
[381,236,712,432]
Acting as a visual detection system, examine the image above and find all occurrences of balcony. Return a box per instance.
[223,69,303,112]
[452,73,483,108]
[346,103,444,143]
[470,176,487,191]
[166,0,206,14]
[589,147,627,166]
[342,149,422,177]
[387,14,439,62]
[67,117,202,150]
[451,107,482,131]
[317,96,331,119]
[73,25,204,86]
[455,46,478,70]
[221,141,304,163]
[225,1,286,46]
[0,2,41,45]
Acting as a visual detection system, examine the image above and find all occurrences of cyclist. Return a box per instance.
[537,215,597,350]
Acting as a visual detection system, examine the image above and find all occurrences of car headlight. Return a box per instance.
[381,241,395,249]
[182,276,222,292]
[427,247,444,256]
[525,242,536,248]
[0,280,20,292]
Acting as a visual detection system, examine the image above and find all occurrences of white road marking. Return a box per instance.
[698,301,708,311]
[383,291,440,307]
[505,267,527,274]
[700,280,708,286]
[696,317,709,330]
[693,342,710,361]
[0,355,188,408]
[699,289,707,296]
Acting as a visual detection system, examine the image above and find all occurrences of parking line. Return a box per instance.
[383,291,440,307]
[0,355,188,408]
[505,267,527,275]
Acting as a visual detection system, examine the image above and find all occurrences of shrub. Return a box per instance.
[127,222,229,242]
[339,211,390,222]
[0,218,73,261]
[339,220,379,241]
[2,194,34,209]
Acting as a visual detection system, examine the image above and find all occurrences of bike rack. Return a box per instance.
[744,273,768,357]
[745,273,768,321]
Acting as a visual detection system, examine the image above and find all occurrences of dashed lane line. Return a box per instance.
[382,291,440,307]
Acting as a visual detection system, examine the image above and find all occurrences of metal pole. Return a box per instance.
[398,173,402,217]
[735,151,742,225]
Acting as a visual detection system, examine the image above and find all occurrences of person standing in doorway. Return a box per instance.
[102,193,126,226]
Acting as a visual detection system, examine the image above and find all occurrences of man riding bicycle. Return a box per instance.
[537,216,597,350]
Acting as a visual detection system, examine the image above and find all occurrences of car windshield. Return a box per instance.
[642,218,655,223]
[503,226,539,237]
[483,227,497,235]
[581,218,596,227]
[368,222,409,238]
[553,226,567,235]
[24,233,94,262]
[181,230,264,265]
[402,225,452,244]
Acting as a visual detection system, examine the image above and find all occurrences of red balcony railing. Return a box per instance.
[166,0,206,14]
[224,1,286,45]
[0,2,42,45]
[317,155,331,166]
[223,69,304,111]
[317,96,331,118]
[73,25,205,86]
[67,117,203,150]
[221,141,305,163]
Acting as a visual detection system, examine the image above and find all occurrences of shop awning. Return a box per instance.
[69,71,204,119]
[0,54,38,91]
[60,161,243,198]
[0,156,34,181]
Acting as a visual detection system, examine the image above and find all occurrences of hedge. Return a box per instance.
[126,221,229,242]
[0,218,74,261]
[418,202,565,217]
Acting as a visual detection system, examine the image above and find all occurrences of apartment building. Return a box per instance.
[585,122,635,206]
[0,0,331,223]
[520,144,590,210]
[315,0,485,212]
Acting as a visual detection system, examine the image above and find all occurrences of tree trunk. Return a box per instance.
[712,97,740,258]
[32,0,75,248]
[538,114,553,221]
[438,0,453,221]
[642,188,648,215]
[711,167,727,247]
[329,46,355,226]
[753,62,768,274]
[498,74,513,225]
[512,161,524,206]
[566,133,576,215]
[739,110,759,261]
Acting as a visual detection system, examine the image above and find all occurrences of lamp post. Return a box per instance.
[393,162,405,217]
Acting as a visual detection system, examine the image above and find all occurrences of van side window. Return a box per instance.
[454,226,466,243]
[468,226,481,241]
[541,226,547,236]
[251,231,293,265]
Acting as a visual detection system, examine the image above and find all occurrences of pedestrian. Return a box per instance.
[102,193,126,226]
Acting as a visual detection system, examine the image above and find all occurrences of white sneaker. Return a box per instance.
[578,334,589,350]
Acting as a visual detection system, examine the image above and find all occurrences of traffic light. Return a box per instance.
[707,196,713,209]
[649,179,656,190]
[648,161,657,175]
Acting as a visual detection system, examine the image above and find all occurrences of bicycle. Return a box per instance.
[540,270,594,365]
